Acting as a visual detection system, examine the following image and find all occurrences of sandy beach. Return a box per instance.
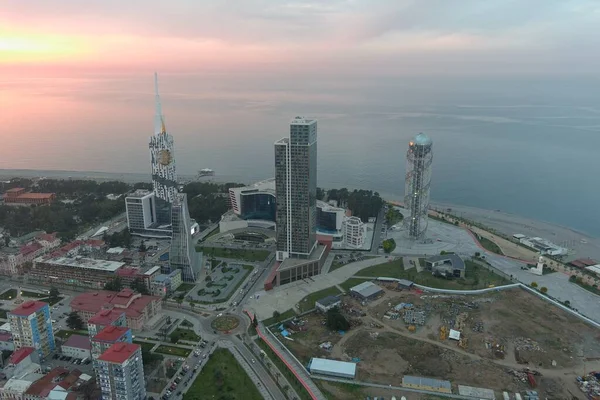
[432,202,600,261]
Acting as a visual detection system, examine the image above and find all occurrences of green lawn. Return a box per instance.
[339,278,371,292]
[0,289,16,300]
[261,308,297,326]
[184,348,263,400]
[175,283,196,294]
[357,257,404,277]
[355,259,509,290]
[0,309,7,319]
[297,286,342,313]
[195,265,253,304]
[180,319,194,328]
[154,345,191,357]
[196,246,271,262]
[21,290,49,298]
[54,329,88,340]
[473,232,504,255]
[256,340,312,400]
[170,328,201,343]
[133,340,156,352]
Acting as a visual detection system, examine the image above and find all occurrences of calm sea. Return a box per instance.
[1,74,599,236]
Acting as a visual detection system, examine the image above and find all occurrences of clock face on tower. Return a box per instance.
[158,150,172,166]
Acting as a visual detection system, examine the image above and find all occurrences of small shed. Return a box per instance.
[309,358,356,379]
[315,295,341,313]
[449,329,461,341]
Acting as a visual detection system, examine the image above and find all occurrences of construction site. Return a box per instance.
[270,284,600,399]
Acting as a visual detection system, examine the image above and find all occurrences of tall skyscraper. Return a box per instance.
[403,132,433,239]
[274,117,318,261]
[170,193,201,282]
[96,343,146,400]
[9,300,55,358]
[149,73,179,204]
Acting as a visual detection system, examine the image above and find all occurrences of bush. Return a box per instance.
[326,308,350,331]
[540,286,548,294]
[531,281,538,288]
[569,275,577,282]
[382,239,396,253]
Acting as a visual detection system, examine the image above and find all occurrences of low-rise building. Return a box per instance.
[342,216,366,249]
[0,247,23,275]
[315,296,341,313]
[70,289,162,330]
[349,281,384,301]
[2,188,56,205]
[308,358,356,379]
[150,269,182,296]
[425,254,465,278]
[402,375,452,393]
[61,335,91,359]
[24,367,82,400]
[30,256,125,289]
[264,244,328,290]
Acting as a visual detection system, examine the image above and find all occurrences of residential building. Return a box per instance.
[29,257,125,289]
[343,216,366,249]
[24,367,83,400]
[34,233,61,251]
[274,117,318,262]
[403,133,433,239]
[87,310,126,339]
[60,335,91,359]
[0,248,23,275]
[2,188,55,205]
[316,201,345,246]
[125,190,171,238]
[70,289,162,331]
[96,343,146,400]
[3,347,41,379]
[0,372,43,400]
[91,326,132,362]
[115,265,161,291]
[170,193,200,282]
[9,301,55,359]
[150,269,182,297]
[19,242,44,264]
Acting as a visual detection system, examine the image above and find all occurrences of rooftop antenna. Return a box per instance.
[154,72,166,135]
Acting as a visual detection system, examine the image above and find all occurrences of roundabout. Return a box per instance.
[211,315,240,333]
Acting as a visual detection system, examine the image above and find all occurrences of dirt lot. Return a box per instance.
[278,287,600,399]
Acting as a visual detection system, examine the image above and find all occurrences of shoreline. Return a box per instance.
[1,168,598,259]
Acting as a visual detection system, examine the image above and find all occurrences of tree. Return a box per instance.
[531,281,538,288]
[326,308,350,331]
[382,239,396,253]
[316,187,325,201]
[66,311,84,330]
[569,275,577,282]
[170,331,181,344]
[540,286,548,294]
[104,277,123,292]
[130,278,149,295]
[272,311,281,322]
[139,241,147,252]
[49,287,60,302]
[564,300,571,307]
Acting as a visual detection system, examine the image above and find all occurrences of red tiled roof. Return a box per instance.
[5,187,25,193]
[85,239,105,247]
[11,300,47,316]
[570,258,597,268]
[24,367,81,396]
[15,193,55,199]
[98,343,140,364]
[93,326,129,342]
[9,347,35,364]
[36,233,58,242]
[63,334,91,350]
[88,309,125,326]
[20,242,43,256]
[70,290,160,319]
[116,267,141,277]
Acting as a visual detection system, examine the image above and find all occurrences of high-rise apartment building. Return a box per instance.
[170,193,201,282]
[403,133,433,239]
[91,326,133,362]
[9,300,55,358]
[97,343,146,400]
[274,117,318,261]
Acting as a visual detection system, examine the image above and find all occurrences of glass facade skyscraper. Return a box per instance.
[170,193,200,282]
[274,117,318,261]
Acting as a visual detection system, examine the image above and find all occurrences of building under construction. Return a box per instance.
[403,133,433,240]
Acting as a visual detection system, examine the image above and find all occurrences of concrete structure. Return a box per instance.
[9,301,55,359]
[125,190,170,238]
[402,375,451,393]
[308,358,356,379]
[316,201,345,246]
[87,310,127,338]
[275,117,318,262]
[170,193,201,282]
[70,289,162,331]
[342,216,366,249]
[458,385,496,399]
[265,244,327,289]
[425,254,466,278]
[315,296,341,313]
[61,334,91,359]
[518,236,568,256]
[96,343,146,400]
[349,281,384,301]
[531,255,544,276]
[0,247,23,275]
[2,188,55,205]
[229,178,276,223]
[30,256,125,289]
[150,269,182,296]
[91,326,133,363]
[403,132,433,240]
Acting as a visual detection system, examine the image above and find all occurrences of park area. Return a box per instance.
[184,348,263,400]
[196,246,270,262]
[270,284,600,399]
[191,263,253,304]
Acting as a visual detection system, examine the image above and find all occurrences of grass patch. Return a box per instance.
[356,259,509,290]
[196,265,253,304]
[154,345,191,357]
[54,330,88,340]
[297,286,342,313]
[180,319,193,328]
[184,348,263,400]
[339,278,371,292]
[202,226,220,241]
[261,308,297,326]
[20,290,48,298]
[0,309,7,319]
[133,340,156,352]
[472,232,503,255]
[175,283,195,294]
[0,289,17,300]
[196,247,271,262]
[256,339,312,400]
[572,279,600,296]
[211,316,240,332]
[170,328,201,343]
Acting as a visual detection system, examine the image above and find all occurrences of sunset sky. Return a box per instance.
[2,0,599,76]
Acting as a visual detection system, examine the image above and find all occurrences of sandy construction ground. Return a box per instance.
[432,202,600,261]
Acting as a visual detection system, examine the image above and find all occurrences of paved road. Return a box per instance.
[370,205,387,254]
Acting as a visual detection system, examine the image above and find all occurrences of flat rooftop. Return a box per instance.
[39,256,125,272]
[309,357,356,377]
[426,253,465,270]
[277,244,326,272]
[233,178,276,195]
[350,281,383,298]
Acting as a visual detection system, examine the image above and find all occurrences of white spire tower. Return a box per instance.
[149,73,178,203]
